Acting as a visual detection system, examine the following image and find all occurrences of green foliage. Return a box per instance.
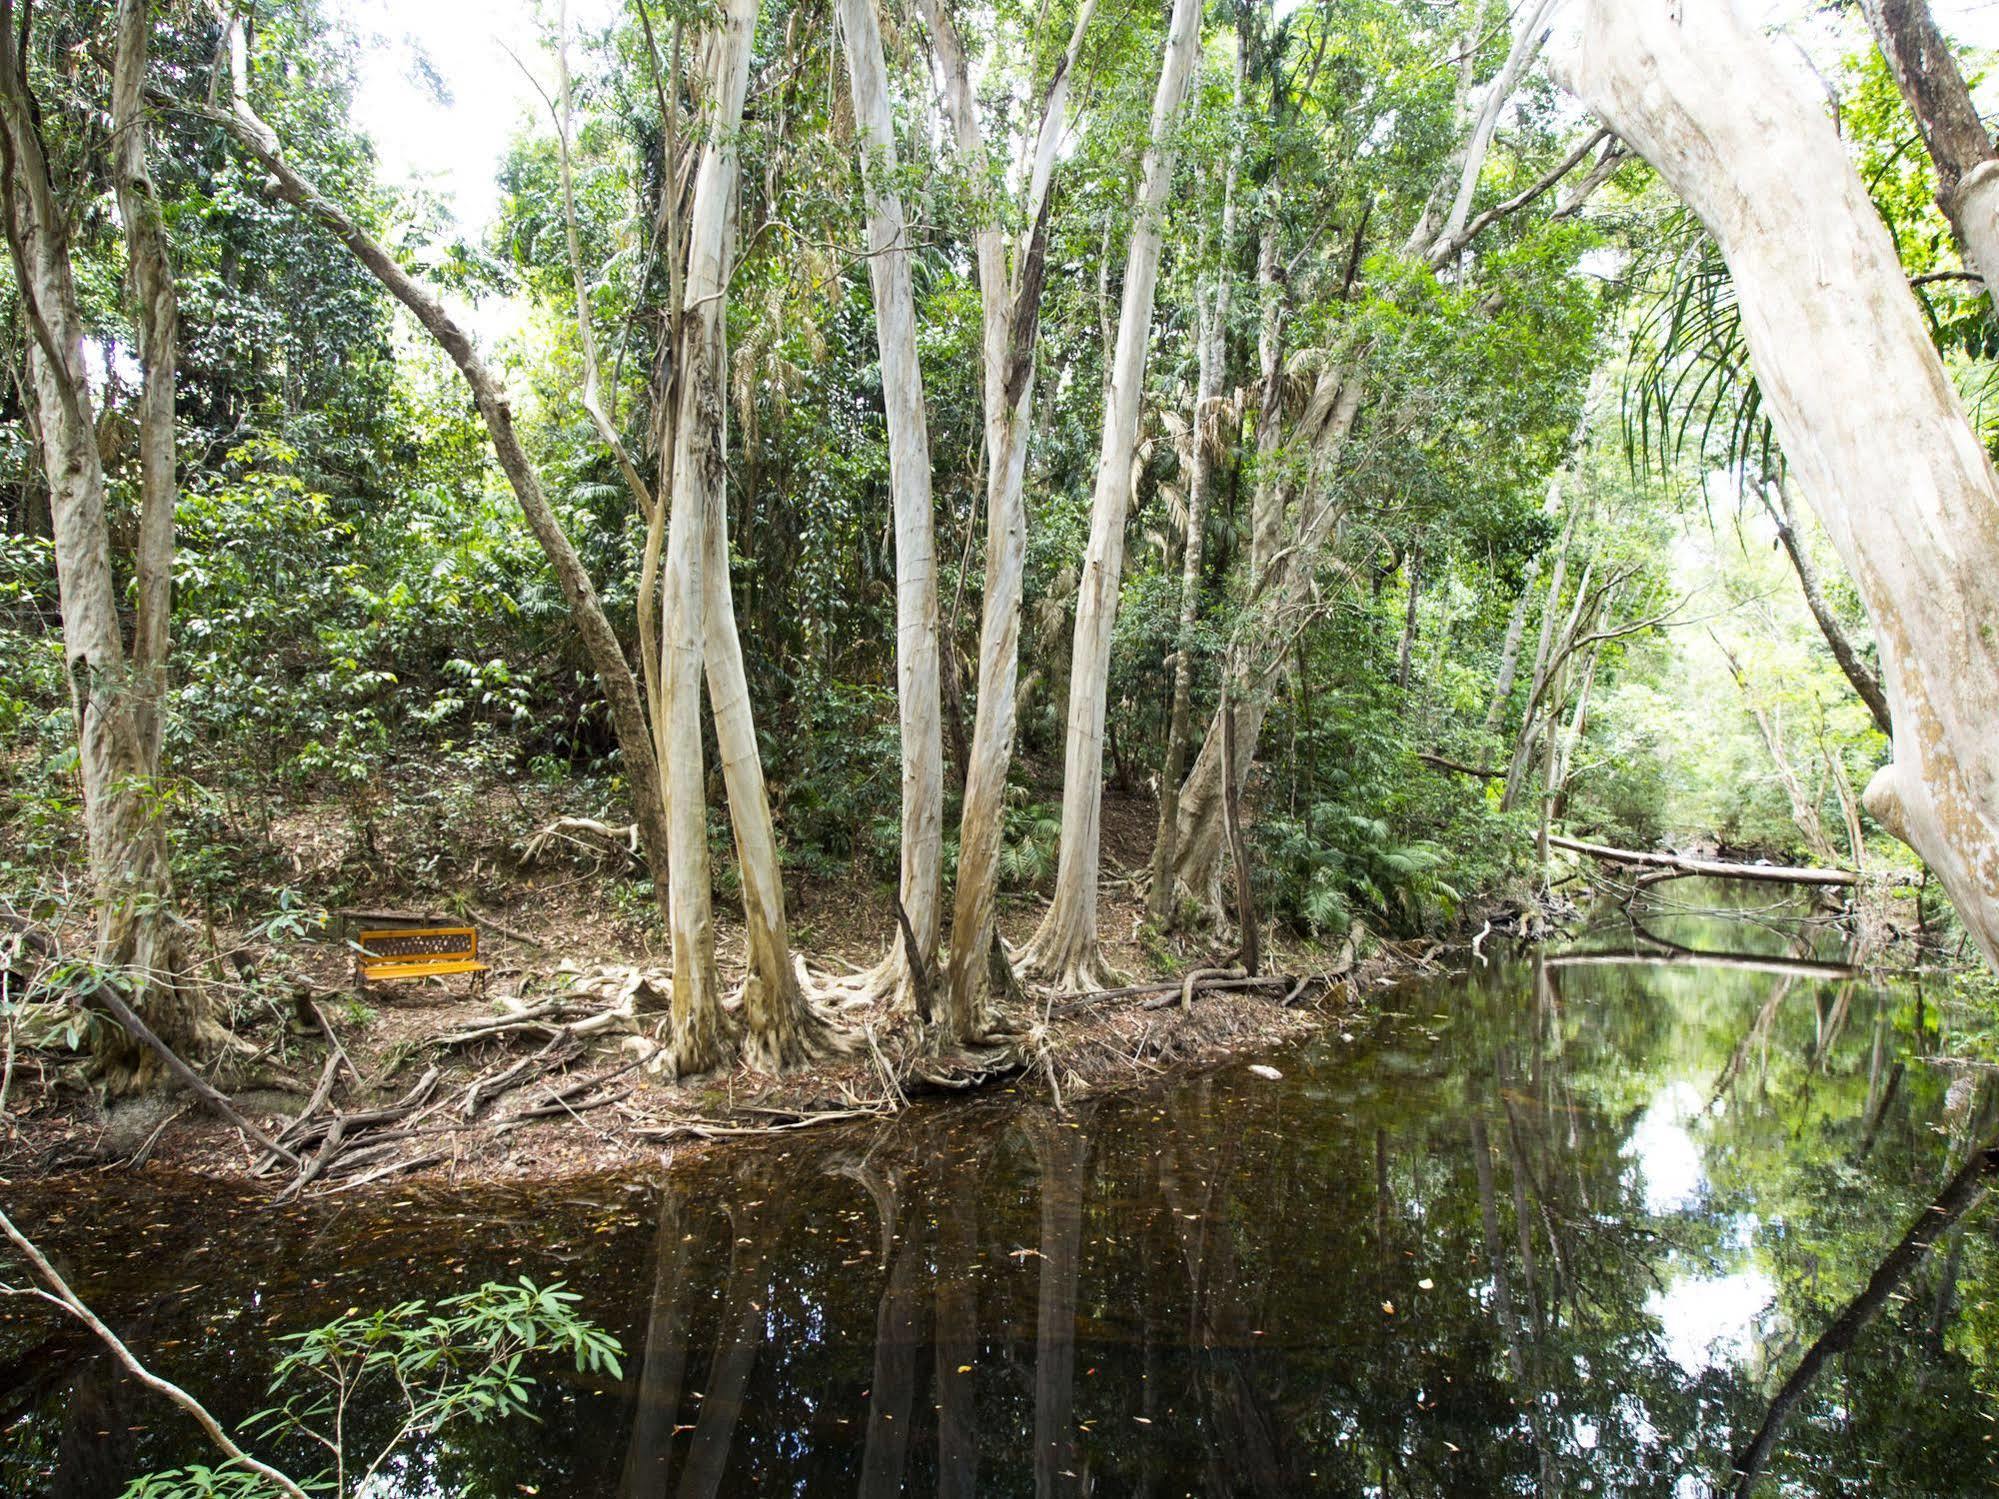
[122,1279,621,1499]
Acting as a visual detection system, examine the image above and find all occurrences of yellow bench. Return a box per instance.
[354,926,489,995]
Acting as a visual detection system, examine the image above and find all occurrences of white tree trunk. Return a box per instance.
[657,0,765,1074]
[0,0,204,1087]
[1563,0,1999,963]
[1021,0,1204,991]
[839,0,944,1012]
[922,0,1095,1038]
[1148,25,1251,924]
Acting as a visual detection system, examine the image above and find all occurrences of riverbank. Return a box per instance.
[8,883,1992,1499]
[0,858,1459,1193]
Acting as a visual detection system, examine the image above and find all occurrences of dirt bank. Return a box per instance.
[1,849,1462,1195]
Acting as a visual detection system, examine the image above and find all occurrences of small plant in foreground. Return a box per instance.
[121,1279,622,1499]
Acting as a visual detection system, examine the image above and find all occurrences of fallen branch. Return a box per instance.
[635,1106,887,1141]
[1046,972,1292,1019]
[496,1057,645,1128]
[323,1149,452,1194]
[277,1068,441,1201]
[1547,834,1857,887]
[254,1050,342,1174]
[521,816,641,868]
[1417,750,1505,780]
[470,912,546,949]
[460,1036,582,1118]
[308,1000,362,1088]
[0,1208,311,1499]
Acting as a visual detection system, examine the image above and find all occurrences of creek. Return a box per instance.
[4,882,1996,1496]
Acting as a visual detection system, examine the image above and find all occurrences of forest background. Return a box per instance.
[0,0,1984,1086]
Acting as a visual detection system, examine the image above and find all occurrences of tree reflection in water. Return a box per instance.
[606,927,1999,1496]
[7,885,1999,1497]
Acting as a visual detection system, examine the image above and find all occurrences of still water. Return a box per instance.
[4,885,1997,1496]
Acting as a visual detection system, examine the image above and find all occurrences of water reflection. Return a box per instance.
[4,885,1998,1496]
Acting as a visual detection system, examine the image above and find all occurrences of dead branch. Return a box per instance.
[323,1150,452,1194]
[469,912,547,948]
[1417,750,1505,779]
[636,1105,889,1140]
[308,1000,362,1088]
[521,816,642,868]
[1548,834,1856,887]
[1046,972,1293,1018]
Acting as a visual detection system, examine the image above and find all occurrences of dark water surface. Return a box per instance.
[5,886,1998,1496]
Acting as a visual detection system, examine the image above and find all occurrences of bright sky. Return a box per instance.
[344,0,1999,245]
[349,0,622,239]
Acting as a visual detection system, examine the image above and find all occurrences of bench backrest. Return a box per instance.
[356,926,478,965]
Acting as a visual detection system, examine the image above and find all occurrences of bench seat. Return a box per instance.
[354,926,489,995]
[359,958,489,981]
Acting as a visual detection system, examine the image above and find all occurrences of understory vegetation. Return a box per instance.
[0,0,1989,1094]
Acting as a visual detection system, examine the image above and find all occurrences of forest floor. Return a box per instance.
[0,788,1464,1196]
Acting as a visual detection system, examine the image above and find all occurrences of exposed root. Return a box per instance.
[1012,921,1125,997]
[519,816,641,869]
[737,956,854,1074]
[1176,964,1245,1011]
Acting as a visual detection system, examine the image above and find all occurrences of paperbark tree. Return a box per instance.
[1854,0,1999,299]
[223,8,828,1071]
[838,0,944,1013]
[0,0,207,1085]
[618,0,832,1071]
[654,0,831,1075]
[1563,0,1999,965]
[1147,17,1252,924]
[1154,0,1599,928]
[920,0,1096,1038]
[1021,0,1204,991]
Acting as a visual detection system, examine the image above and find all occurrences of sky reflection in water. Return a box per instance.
[3,883,1996,1497]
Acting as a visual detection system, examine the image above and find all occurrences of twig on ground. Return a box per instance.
[470,912,547,948]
